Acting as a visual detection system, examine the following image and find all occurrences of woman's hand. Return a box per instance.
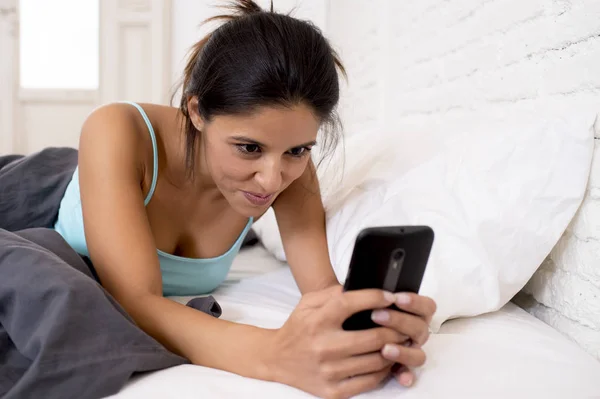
[265,285,410,399]
[371,292,437,387]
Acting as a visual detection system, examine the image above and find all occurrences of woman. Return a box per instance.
[53,1,436,398]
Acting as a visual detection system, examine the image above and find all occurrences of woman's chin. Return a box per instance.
[229,194,272,218]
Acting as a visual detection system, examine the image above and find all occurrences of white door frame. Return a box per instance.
[0,0,19,154]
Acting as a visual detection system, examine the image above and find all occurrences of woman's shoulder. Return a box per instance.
[78,101,182,194]
[82,102,175,137]
[79,102,176,158]
[82,102,144,139]
[77,102,158,178]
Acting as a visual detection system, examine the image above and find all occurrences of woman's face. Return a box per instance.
[188,100,320,218]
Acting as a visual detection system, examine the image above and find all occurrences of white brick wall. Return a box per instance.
[324,0,600,359]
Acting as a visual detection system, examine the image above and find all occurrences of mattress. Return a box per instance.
[109,245,600,398]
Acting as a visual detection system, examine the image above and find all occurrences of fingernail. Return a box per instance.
[384,291,395,302]
[396,293,411,305]
[401,373,414,387]
[371,310,390,323]
[382,344,400,358]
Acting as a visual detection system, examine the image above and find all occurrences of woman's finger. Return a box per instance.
[321,352,394,382]
[393,365,416,388]
[392,293,437,322]
[323,288,396,326]
[380,343,426,368]
[330,327,408,358]
[371,308,430,347]
[318,327,407,360]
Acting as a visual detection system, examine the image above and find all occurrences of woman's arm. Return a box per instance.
[78,104,272,379]
[273,160,339,294]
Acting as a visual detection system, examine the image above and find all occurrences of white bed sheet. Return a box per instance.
[109,246,600,398]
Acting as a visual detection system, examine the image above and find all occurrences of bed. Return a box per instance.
[110,245,600,398]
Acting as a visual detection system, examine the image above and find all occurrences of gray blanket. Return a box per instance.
[0,228,188,399]
[0,148,251,398]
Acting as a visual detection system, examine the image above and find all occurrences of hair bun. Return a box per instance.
[218,0,268,18]
[201,0,269,29]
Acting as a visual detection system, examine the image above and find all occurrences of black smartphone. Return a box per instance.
[342,225,434,331]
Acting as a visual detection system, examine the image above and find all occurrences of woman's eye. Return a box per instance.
[237,144,261,154]
[288,147,311,157]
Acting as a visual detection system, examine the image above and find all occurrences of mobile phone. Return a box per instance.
[342,225,434,331]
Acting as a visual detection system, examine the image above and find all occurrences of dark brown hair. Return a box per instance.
[174,0,346,175]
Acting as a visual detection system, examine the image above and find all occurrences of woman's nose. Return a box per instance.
[254,159,282,193]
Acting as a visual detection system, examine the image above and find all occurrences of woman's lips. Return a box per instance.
[242,191,274,206]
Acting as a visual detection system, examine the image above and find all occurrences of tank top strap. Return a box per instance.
[119,101,158,205]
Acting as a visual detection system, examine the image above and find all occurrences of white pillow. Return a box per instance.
[252,117,595,331]
[251,127,441,255]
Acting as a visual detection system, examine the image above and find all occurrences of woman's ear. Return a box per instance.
[186,96,205,132]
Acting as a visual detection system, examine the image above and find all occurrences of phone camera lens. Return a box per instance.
[393,249,404,261]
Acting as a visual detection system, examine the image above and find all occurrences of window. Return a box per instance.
[19,0,99,90]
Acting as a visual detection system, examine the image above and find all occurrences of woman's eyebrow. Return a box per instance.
[230,136,265,146]
[230,136,317,149]
[291,140,317,148]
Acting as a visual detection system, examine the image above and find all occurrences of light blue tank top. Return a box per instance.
[54,101,253,297]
